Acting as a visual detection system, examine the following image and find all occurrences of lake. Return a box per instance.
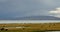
[0,20,60,24]
[47,31,60,32]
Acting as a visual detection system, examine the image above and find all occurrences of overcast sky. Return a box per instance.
[0,0,60,19]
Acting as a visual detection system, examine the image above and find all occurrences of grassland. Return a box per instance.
[0,23,60,32]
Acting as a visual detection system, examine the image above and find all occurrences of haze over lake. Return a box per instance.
[0,20,60,24]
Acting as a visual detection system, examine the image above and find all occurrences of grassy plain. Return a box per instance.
[0,23,60,32]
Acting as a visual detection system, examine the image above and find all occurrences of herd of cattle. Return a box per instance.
[0,28,8,31]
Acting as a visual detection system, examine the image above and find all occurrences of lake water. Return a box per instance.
[47,31,60,32]
[0,20,60,24]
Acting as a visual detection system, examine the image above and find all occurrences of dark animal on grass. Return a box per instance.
[0,28,4,31]
[5,29,8,31]
[0,28,8,31]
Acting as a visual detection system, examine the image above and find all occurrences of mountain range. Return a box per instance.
[1,16,60,20]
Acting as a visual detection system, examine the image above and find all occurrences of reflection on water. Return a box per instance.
[46,31,60,32]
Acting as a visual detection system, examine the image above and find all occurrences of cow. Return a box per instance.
[0,28,4,31]
[0,28,8,31]
[5,28,8,31]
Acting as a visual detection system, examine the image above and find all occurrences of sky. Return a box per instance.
[0,0,60,19]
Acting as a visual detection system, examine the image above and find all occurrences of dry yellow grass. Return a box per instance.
[0,23,60,31]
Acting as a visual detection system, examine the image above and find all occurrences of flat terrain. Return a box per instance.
[0,23,60,32]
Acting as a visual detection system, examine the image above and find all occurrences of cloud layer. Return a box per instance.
[0,0,60,19]
[49,7,60,18]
